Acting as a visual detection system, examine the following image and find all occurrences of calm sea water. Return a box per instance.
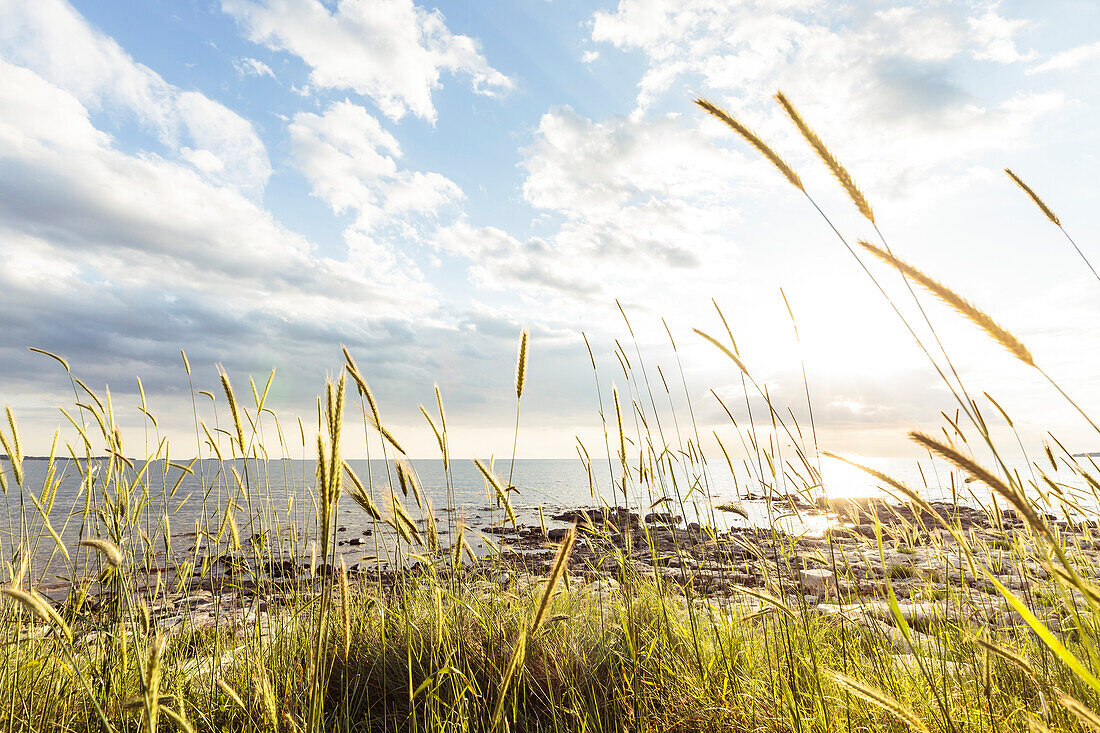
[1,455,1091,575]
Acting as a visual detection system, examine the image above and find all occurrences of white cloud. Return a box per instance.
[289,100,463,288]
[968,8,1034,63]
[435,107,753,316]
[588,0,1061,195]
[1029,40,1100,74]
[233,56,276,78]
[222,0,513,121]
[0,59,436,381]
[0,0,272,197]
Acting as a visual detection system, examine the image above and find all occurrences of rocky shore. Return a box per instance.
[19,496,1094,655]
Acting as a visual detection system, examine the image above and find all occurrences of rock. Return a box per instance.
[644,512,682,526]
[800,568,837,596]
[586,578,619,595]
[551,507,639,532]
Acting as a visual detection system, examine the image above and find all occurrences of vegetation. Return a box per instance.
[2,90,1100,732]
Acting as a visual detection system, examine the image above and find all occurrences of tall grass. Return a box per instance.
[0,91,1098,733]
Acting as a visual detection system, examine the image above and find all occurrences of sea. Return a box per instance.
[0,455,1092,577]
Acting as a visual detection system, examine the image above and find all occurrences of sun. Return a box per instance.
[819,454,889,500]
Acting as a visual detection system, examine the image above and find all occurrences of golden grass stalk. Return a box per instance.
[1005,169,1060,227]
[434,384,447,432]
[908,432,1049,537]
[142,633,167,733]
[363,409,406,456]
[613,386,626,469]
[216,678,247,712]
[715,500,748,519]
[451,521,468,568]
[343,461,383,520]
[80,538,123,567]
[218,369,246,453]
[1060,694,1100,731]
[423,496,441,554]
[0,428,22,486]
[733,586,796,620]
[695,98,803,191]
[530,526,575,634]
[161,706,196,733]
[775,91,873,223]
[420,405,445,456]
[491,632,527,731]
[1,588,73,643]
[227,511,241,551]
[516,329,529,400]
[387,493,421,544]
[694,329,750,374]
[826,669,929,733]
[972,634,1038,682]
[28,347,70,372]
[395,460,409,497]
[6,406,22,463]
[343,346,382,427]
[860,241,1035,367]
[254,659,278,731]
[408,466,423,508]
[473,458,518,528]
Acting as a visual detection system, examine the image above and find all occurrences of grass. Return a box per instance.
[0,90,1099,732]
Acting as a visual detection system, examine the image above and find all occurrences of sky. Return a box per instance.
[1,0,1099,462]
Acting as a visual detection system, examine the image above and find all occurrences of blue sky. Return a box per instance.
[1,0,1099,460]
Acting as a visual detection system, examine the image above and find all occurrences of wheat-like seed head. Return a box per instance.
[473,458,518,527]
[434,384,447,433]
[860,241,1035,368]
[2,588,73,642]
[775,91,874,223]
[909,431,1049,537]
[972,634,1037,680]
[1005,168,1060,226]
[80,538,123,567]
[343,347,382,427]
[144,633,167,733]
[530,526,575,634]
[695,98,803,191]
[516,329,529,400]
[342,460,383,520]
[6,407,21,462]
[420,404,445,457]
[695,329,750,375]
[28,347,70,373]
[218,369,246,453]
[0,429,21,486]
[826,668,929,733]
[1061,694,1100,732]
